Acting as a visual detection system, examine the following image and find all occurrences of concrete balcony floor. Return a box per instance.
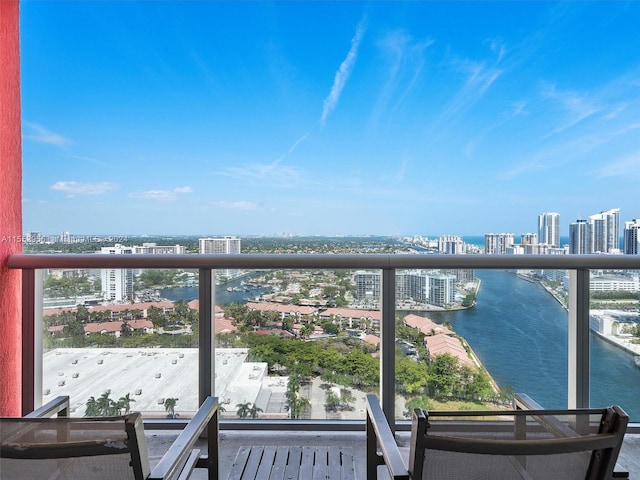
[145,429,640,479]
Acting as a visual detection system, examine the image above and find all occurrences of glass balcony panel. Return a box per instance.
[588,271,640,422]
[216,268,380,421]
[394,268,569,418]
[41,267,198,417]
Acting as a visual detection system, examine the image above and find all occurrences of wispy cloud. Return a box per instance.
[270,131,311,169]
[51,181,118,197]
[436,40,505,127]
[129,186,193,201]
[24,122,72,147]
[371,29,434,125]
[212,200,258,211]
[321,15,367,127]
[595,151,640,178]
[218,162,303,187]
[540,82,601,135]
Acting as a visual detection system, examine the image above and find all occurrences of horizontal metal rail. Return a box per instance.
[8,253,640,270]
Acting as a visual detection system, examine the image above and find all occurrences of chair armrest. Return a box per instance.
[365,394,410,480]
[148,396,219,480]
[24,396,70,418]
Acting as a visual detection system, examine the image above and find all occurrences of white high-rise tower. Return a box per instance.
[538,212,560,247]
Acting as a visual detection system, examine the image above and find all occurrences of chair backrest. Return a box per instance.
[0,413,151,480]
[409,407,628,480]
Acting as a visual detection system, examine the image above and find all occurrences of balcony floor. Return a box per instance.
[145,429,640,479]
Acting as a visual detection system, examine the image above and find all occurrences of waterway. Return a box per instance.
[428,270,640,420]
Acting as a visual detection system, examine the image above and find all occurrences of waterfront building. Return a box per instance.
[624,219,640,255]
[521,233,538,245]
[99,244,134,303]
[429,275,456,307]
[199,236,242,280]
[484,233,514,255]
[438,235,464,254]
[588,208,620,254]
[570,219,589,254]
[538,212,560,247]
[396,270,430,303]
[442,269,475,283]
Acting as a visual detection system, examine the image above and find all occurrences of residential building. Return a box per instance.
[199,236,242,279]
[538,212,560,247]
[438,235,464,254]
[624,219,640,255]
[521,233,538,245]
[132,243,186,255]
[484,233,514,255]
[429,275,456,307]
[588,208,620,254]
[99,244,134,303]
[570,220,589,254]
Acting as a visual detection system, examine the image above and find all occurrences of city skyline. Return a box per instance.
[20,1,640,236]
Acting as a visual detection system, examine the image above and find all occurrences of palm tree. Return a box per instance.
[236,402,251,419]
[249,403,263,419]
[164,397,178,418]
[97,391,118,416]
[118,393,135,414]
[84,396,99,416]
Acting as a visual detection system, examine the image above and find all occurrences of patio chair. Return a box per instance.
[0,395,219,480]
[365,394,628,480]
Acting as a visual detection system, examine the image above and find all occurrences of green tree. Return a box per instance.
[84,396,99,416]
[118,393,135,414]
[249,403,263,419]
[236,402,251,419]
[164,397,178,418]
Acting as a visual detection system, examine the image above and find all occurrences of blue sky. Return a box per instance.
[20,1,640,237]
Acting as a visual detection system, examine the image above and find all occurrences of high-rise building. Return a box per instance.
[484,233,514,255]
[198,236,241,254]
[624,219,640,255]
[100,244,134,303]
[132,243,186,255]
[569,220,589,254]
[521,233,538,245]
[538,212,560,247]
[587,208,620,253]
[438,235,464,254]
[199,236,242,280]
[429,275,456,307]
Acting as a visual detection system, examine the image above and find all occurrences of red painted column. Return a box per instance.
[0,0,23,416]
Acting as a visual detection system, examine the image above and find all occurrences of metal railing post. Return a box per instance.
[568,268,590,408]
[380,267,396,429]
[21,268,43,414]
[198,268,215,405]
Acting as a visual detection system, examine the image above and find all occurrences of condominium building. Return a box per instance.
[438,235,464,254]
[429,275,456,307]
[198,236,241,254]
[132,243,186,255]
[484,233,514,255]
[538,212,560,247]
[100,244,134,303]
[624,219,640,255]
[588,208,620,254]
[199,236,242,280]
[521,233,538,245]
[570,220,589,254]
[354,270,380,301]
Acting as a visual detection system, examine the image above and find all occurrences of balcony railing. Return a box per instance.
[8,253,640,430]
